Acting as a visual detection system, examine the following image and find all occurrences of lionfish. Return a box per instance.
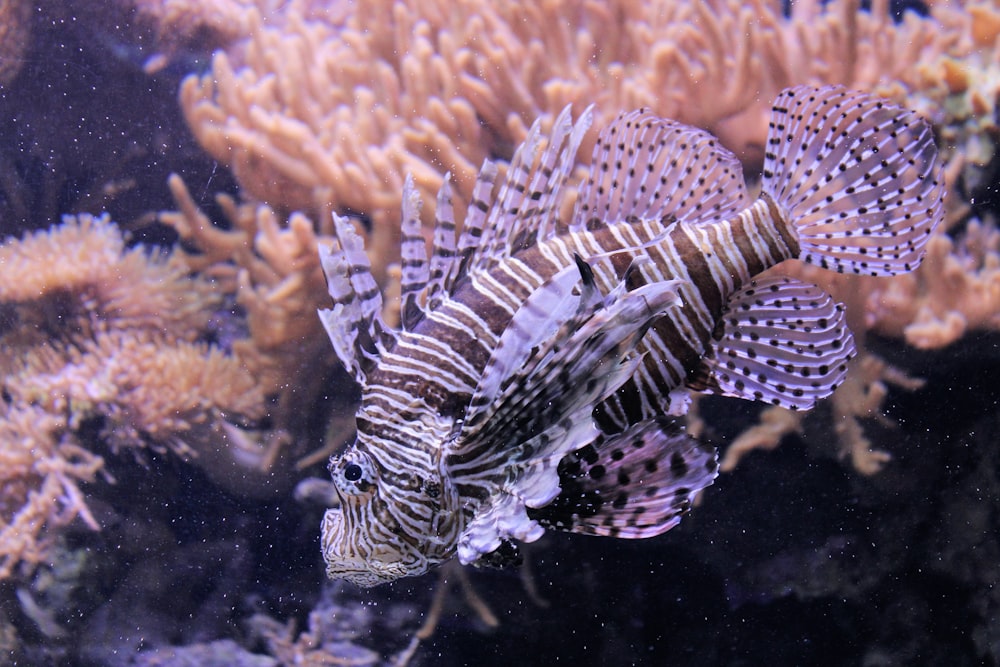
[318,85,943,586]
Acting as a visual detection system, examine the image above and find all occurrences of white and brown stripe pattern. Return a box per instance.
[319,85,944,586]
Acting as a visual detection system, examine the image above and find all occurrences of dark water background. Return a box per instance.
[1,1,998,665]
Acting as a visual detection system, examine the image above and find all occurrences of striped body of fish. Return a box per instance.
[318,85,944,586]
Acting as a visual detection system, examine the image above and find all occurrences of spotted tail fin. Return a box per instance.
[762,85,945,277]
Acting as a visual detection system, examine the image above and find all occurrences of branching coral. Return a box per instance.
[0,404,103,580]
[0,212,216,343]
[9,330,264,456]
[160,175,349,435]
[866,220,1000,348]
[0,214,268,579]
[179,0,971,254]
[719,355,926,476]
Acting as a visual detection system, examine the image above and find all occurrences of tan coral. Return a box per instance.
[160,174,342,412]
[10,330,264,457]
[0,215,272,579]
[179,0,971,265]
[719,406,804,473]
[0,405,103,580]
[968,2,1000,49]
[720,355,926,476]
[866,220,1000,348]
[0,214,219,344]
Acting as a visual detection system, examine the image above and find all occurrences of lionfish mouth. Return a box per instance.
[337,566,396,588]
[329,556,415,587]
[321,508,421,587]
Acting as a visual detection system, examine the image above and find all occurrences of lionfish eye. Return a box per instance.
[332,452,377,496]
[344,464,363,481]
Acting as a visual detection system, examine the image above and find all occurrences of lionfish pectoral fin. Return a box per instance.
[527,419,718,538]
[690,275,856,410]
[450,276,685,563]
[464,263,587,412]
[456,273,686,465]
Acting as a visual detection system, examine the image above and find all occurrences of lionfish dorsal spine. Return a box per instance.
[318,214,396,383]
[399,175,429,332]
[507,105,594,251]
[425,176,457,312]
[467,116,542,277]
[467,106,592,277]
[452,159,500,286]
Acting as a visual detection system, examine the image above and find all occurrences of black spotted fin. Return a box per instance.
[572,107,750,231]
[527,418,717,538]
[691,275,856,410]
[763,85,944,276]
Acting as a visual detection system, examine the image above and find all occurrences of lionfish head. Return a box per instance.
[321,430,459,587]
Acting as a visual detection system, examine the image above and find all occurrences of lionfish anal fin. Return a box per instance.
[691,275,856,410]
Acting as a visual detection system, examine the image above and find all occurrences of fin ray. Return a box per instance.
[399,175,428,331]
[470,107,593,278]
[762,84,945,276]
[528,419,718,538]
[693,276,856,410]
[319,215,396,383]
[573,109,750,229]
[425,178,457,311]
